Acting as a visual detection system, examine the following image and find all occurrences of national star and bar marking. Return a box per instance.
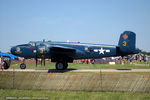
[94,48,110,54]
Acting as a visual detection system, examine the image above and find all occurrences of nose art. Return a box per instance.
[11,46,22,55]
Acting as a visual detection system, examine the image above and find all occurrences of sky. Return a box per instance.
[0,0,150,52]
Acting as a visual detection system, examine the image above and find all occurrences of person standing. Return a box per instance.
[0,52,1,68]
[129,56,133,64]
[139,56,142,62]
[145,56,149,64]
[0,51,4,71]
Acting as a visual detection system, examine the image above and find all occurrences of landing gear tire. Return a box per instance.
[56,62,68,70]
[3,61,10,69]
[20,63,26,69]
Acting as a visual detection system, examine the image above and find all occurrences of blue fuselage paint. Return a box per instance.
[50,42,117,59]
[11,41,117,59]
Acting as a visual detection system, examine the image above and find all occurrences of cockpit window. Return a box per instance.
[28,42,40,46]
[29,42,35,46]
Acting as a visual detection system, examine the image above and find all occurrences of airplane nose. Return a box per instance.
[10,46,16,55]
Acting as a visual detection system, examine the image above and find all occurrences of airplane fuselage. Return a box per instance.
[11,41,118,59]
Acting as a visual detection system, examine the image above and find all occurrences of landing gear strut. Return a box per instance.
[20,58,26,69]
[56,62,68,70]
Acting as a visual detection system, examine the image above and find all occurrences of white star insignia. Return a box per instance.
[99,48,105,54]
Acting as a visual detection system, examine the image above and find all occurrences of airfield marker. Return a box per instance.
[50,74,52,78]
[110,74,113,79]
[76,76,78,80]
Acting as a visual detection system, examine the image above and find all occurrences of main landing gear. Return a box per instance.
[53,56,72,70]
[56,62,68,70]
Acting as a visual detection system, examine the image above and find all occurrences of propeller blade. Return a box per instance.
[36,57,38,67]
[35,43,38,67]
[44,55,45,66]
[41,57,43,66]
[43,45,47,66]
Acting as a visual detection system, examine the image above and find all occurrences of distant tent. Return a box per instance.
[0,52,18,60]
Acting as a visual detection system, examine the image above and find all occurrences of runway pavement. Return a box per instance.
[1,69,150,72]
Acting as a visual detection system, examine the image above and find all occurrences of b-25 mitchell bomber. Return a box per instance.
[11,31,139,70]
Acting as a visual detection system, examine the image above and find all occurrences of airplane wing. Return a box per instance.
[49,45,76,58]
[50,45,76,52]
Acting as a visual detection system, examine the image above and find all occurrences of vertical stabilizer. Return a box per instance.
[118,31,136,55]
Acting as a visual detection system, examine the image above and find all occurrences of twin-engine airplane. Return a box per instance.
[11,31,139,70]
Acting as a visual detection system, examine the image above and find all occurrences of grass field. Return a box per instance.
[10,63,150,69]
[0,89,150,100]
[0,71,150,93]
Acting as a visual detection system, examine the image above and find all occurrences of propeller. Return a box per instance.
[35,42,38,67]
[42,40,46,66]
[40,55,45,66]
[40,56,43,66]
[33,40,48,67]
[40,41,47,66]
[43,51,46,66]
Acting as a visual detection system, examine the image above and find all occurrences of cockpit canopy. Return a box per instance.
[28,41,41,47]
[28,41,49,47]
[16,41,49,48]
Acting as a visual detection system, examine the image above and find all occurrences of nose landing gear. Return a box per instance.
[20,63,26,69]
